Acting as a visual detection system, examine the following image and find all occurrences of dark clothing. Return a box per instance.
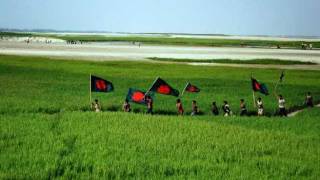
[147,108,153,114]
[240,109,247,116]
[305,96,313,107]
[191,105,198,116]
[147,99,153,114]
[212,105,219,115]
[222,104,231,116]
[222,105,230,113]
[279,108,287,117]
[123,103,131,112]
[240,103,247,116]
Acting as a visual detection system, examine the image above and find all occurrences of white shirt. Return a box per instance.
[94,103,101,112]
[257,100,263,109]
[278,99,285,108]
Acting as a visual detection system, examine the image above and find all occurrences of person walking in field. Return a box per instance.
[239,99,248,116]
[191,100,199,116]
[146,95,153,114]
[123,99,131,112]
[211,101,219,116]
[305,92,313,107]
[176,99,184,115]
[91,99,101,112]
[222,101,232,116]
[257,97,264,116]
[278,95,287,116]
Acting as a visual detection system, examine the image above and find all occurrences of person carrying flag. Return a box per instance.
[176,99,184,115]
[278,94,287,116]
[126,88,153,105]
[90,75,114,110]
[251,77,268,112]
[91,99,101,112]
[240,99,248,116]
[211,101,219,116]
[256,97,264,116]
[122,99,131,112]
[191,100,199,116]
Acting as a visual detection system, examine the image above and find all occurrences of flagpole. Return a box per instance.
[273,73,282,98]
[144,77,159,99]
[274,70,284,98]
[180,82,189,98]
[250,73,256,108]
[89,74,92,105]
[252,90,256,108]
[274,80,280,95]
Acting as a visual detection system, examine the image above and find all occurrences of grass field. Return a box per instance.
[0,55,320,179]
[1,31,320,48]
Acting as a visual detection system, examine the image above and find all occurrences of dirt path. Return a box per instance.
[287,103,320,117]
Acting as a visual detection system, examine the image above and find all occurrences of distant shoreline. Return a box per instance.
[1,28,319,40]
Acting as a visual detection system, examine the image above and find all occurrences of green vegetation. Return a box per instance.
[0,55,319,178]
[1,31,320,48]
[0,31,35,37]
[149,57,317,65]
[1,55,319,115]
[1,109,320,179]
[55,35,320,48]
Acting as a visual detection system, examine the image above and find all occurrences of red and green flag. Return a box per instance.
[184,82,200,93]
[148,77,179,97]
[91,75,114,92]
[251,78,268,95]
[126,88,153,105]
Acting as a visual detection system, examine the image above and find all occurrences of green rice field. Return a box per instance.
[0,55,319,179]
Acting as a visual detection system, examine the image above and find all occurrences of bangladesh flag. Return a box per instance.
[91,75,114,92]
[148,78,179,97]
[126,88,153,105]
[251,78,269,95]
[185,82,200,93]
[279,71,285,82]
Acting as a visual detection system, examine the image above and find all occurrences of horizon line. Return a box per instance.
[1,27,320,39]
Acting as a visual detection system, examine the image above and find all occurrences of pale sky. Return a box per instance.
[1,0,319,36]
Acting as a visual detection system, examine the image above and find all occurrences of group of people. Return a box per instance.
[91,92,315,117]
[175,99,248,117]
[301,43,313,50]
